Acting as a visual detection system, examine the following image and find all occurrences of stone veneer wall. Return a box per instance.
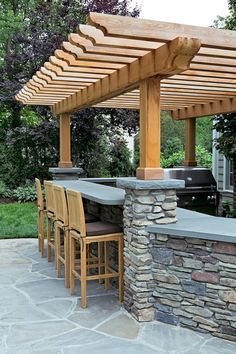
[150,234,236,341]
[122,187,177,322]
[120,181,236,342]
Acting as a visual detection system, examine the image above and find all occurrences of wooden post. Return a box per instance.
[184,118,197,167]
[136,78,164,180]
[59,113,72,168]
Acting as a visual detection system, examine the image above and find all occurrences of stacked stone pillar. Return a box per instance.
[117,178,184,322]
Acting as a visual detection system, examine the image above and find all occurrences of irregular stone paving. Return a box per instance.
[0,239,236,354]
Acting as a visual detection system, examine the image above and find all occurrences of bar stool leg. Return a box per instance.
[54,222,57,270]
[118,237,124,302]
[81,238,87,308]
[38,210,41,253]
[70,235,75,295]
[47,218,51,262]
[40,210,44,257]
[105,241,110,289]
[65,230,70,288]
[56,226,61,278]
[98,242,103,284]
[87,244,90,275]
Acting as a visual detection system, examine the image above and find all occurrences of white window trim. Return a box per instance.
[223,157,233,193]
[212,128,219,185]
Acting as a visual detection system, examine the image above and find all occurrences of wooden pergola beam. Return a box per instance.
[172,96,236,119]
[59,113,72,168]
[136,78,163,179]
[52,36,201,115]
[88,12,236,50]
[184,118,197,166]
[16,14,236,119]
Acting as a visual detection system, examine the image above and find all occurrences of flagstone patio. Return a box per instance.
[0,238,236,354]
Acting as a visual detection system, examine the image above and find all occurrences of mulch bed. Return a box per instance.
[0,197,16,204]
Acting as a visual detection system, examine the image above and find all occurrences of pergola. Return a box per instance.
[16,13,236,179]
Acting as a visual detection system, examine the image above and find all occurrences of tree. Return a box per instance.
[214,114,236,214]
[196,117,213,152]
[109,136,134,177]
[213,0,236,215]
[0,0,140,186]
[161,111,185,153]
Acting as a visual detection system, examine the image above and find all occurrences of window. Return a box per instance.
[224,159,233,191]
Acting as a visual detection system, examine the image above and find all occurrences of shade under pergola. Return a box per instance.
[15,13,236,179]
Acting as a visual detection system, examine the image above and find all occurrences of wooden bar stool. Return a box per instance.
[35,178,45,257]
[53,185,70,288]
[66,189,124,308]
[44,181,56,263]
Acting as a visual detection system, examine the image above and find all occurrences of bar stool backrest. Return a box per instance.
[35,178,43,211]
[53,185,68,226]
[44,181,55,214]
[66,189,86,237]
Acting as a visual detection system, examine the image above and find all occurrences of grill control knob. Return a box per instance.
[192,196,196,201]
[207,196,211,200]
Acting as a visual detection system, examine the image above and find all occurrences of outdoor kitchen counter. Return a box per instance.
[52,179,236,243]
[52,180,125,205]
[147,208,236,243]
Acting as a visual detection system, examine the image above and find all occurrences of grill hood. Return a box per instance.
[164,167,217,190]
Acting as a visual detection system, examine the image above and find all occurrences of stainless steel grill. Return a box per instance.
[164,167,219,216]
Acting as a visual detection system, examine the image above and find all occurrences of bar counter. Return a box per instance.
[52,180,125,205]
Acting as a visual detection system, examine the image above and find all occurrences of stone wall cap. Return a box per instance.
[147,216,236,244]
[49,167,83,173]
[116,177,185,190]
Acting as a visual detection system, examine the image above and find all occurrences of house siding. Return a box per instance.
[212,129,233,214]
[216,153,233,213]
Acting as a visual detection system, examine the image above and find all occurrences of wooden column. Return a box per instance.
[136,78,164,180]
[184,118,197,167]
[58,113,72,168]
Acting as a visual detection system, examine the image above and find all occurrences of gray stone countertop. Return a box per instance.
[79,177,117,183]
[117,177,185,190]
[52,180,125,205]
[147,208,236,244]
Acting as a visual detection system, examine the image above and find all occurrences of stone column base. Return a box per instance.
[49,167,83,180]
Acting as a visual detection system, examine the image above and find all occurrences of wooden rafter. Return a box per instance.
[16,12,236,119]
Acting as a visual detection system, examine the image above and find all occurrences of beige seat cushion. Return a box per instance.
[86,221,122,236]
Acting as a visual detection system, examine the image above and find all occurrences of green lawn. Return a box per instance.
[0,202,38,238]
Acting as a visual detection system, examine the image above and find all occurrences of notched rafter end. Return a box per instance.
[160,36,201,76]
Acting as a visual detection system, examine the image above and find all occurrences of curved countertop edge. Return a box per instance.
[79,193,124,205]
[146,216,236,244]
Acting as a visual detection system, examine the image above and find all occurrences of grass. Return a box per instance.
[0,202,38,239]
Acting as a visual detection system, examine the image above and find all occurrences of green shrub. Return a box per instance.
[161,151,184,168]
[222,201,236,218]
[0,180,12,198]
[13,185,37,203]
[160,146,212,168]
[196,145,212,168]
